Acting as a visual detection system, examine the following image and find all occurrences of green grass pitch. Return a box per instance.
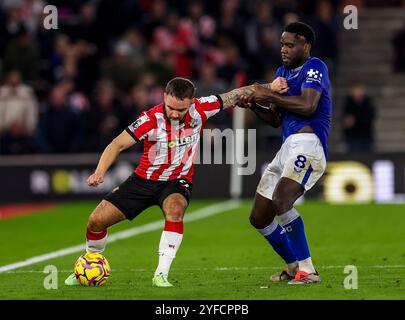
[0,200,404,300]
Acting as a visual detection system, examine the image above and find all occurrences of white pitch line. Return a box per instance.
[0,200,240,273]
[4,265,405,274]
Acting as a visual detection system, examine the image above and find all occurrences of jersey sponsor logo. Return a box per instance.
[160,132,199,149]
[306,68,323,84]
[130,114,150,130]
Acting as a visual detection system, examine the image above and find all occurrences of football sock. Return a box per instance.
[86,228,108,253]
[297,257,315,274]
[278,208,316,274]
[257,220,297,268]
[154,220,183,276]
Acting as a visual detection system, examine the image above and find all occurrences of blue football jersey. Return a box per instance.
[274,57,332,157]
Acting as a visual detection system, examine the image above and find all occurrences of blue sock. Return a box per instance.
[279,208,310,261]
[258,220,296,264]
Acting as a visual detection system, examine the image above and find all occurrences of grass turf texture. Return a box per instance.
[0,200,404,300]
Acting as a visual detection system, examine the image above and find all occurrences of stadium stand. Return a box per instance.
[0,0,404,154]
[332,7,405,153]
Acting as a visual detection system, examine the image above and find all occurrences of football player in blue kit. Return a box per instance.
[239,22,332,284]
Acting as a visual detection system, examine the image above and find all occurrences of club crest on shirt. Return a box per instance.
[188,118,199,128]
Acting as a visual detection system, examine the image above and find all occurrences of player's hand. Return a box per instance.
[250,83,274,104]
[270,77,289,94]
[235,82,260,109]
[236,92,255,109]
[87,172,104,187]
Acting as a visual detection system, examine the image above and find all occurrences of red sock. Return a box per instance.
[164,221,183,234]
[86,228,107,240]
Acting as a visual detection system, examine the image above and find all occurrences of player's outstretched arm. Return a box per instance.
[218,78,288,109]
[241,84,321,117]
[87,130,136,187]
[218,85,256,109]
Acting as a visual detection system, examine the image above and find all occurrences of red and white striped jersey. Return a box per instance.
[125,95,223,182]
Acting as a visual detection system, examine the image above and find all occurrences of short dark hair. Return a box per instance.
[284,22,315,45]
[165,77,196,100]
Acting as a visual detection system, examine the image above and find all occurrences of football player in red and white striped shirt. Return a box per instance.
[64,77,288,287]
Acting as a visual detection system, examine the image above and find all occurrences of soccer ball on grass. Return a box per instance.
[74,253,110,286]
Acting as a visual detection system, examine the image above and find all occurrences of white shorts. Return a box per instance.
[257,133,326,200]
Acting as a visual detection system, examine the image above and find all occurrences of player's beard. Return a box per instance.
[284,58,300,70]
[284,55,308,70]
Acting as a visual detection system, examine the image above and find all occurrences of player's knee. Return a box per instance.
[249,212,259,228]
[87,213,106,232]
[164,202,185,222]
[249,209,265,229]
[272,195,293,215]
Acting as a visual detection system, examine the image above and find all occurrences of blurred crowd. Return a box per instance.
[0,0,345,154]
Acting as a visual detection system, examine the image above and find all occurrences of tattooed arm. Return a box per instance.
[219,85,256,109]
[218,78,288,109]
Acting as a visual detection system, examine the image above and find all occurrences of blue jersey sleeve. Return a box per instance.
[301,59,328,93]
[274,67,283,79]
